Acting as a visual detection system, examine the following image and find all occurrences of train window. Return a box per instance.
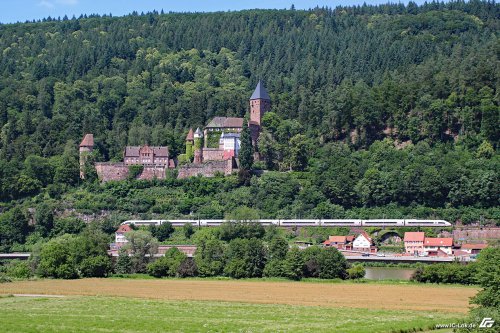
[365,222,399,224]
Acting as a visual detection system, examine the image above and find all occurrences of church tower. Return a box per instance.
[249,80,271,127]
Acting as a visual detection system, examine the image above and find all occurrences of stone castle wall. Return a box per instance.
[96,162,166,182]
[202,148,224,161]
[451,228,500,242]
[177,159,233,179]
[137,166,166,180]
[96,162,129,182]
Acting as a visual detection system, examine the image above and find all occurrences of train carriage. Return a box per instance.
[361,219,405,226]
[321,219,362,227]
[279,219,319,227]
[121,219,451,228]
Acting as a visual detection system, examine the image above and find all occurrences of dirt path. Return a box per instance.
[0,279,477,313]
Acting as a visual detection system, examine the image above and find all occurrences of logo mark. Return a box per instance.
[479,318,495,328]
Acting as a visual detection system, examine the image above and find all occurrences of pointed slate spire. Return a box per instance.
[250,80,270,100]
[194,127,203,138]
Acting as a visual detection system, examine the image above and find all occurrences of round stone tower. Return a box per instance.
[79,133,94,179]
[193,127,203,164]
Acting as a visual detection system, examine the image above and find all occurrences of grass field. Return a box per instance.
[0,279,477,332]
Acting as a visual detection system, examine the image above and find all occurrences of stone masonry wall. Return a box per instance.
[96,162,129,182]
[137,166,166,180]
[202,148,224,161]
[96,163,166,182]
[177,159,233,179]
[451,228,500,242]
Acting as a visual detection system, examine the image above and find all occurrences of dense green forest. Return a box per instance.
[0,1,499,252]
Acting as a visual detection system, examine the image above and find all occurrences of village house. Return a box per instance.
[322,235,355,250]
[110,224,196,257]
[352,232,377,253]
[403,232,425,255]
[423,237,454,256]
[459,243,488,255]
[114,224,132,247]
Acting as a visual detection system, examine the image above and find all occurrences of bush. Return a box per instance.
[0,274,12,283]
[177,258,198,277]
[224,258,248,279]
[317,247,348,279]
[37,235,80,279]
[347,264,365,279]
[155,222,174,242]
[410,263,477,285]
[147,258,170,278]
[147,247,187,278]
[37,230,111,279]
[283,247,304,280]
[263,259,285,277]
[6,260,33,279]
[183,223,195,239]
[128,165,144,180]
[80,255,112,278]
[115,249,132,274]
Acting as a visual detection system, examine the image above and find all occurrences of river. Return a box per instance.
[363,267,416,280]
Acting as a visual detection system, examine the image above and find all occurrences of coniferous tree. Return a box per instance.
[239,119,253,170]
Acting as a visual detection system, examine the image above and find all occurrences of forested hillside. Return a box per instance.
[0,1,499,251]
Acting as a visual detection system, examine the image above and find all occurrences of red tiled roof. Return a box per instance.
[152,147,169,157]
[328,236,347,243]
[116,224,132,233]
[80,134,94,147]
[360,231,372,243]
[206,117,244,129]
[404,232,425,242]
[453,250,470,256]
[124,146,169,157]
[424,237,453,247]
[436,248,449,257]
[461,243,488,250]
[346,235,355,242]
[186,128,194,141]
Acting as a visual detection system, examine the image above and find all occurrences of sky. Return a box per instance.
[0,0,427,24]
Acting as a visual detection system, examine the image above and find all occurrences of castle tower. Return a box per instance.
[249,80,271,128]
[185,128,194,161]
[79,133,94,179]
[249,80,271,147]
[193,127,203,164]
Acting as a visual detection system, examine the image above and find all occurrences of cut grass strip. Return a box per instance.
[0,296,463,333]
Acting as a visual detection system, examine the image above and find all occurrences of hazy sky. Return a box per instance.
[0,0,426,24]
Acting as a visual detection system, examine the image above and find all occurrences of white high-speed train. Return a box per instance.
[121,219,451,228]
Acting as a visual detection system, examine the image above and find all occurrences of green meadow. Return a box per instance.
[0,295,462,333]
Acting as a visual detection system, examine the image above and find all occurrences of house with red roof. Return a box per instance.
[322,235,355,250]
[404,232,425,255]
[115,224,132,246]
[353,232,377,253]
[459,243,488,255]
[423,237,454,256]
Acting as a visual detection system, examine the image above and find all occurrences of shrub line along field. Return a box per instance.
[0,278,477,313]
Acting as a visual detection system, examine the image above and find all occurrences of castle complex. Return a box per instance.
[80,81,270,181]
